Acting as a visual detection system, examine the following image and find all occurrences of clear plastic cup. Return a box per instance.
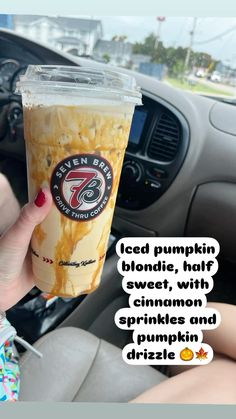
[17,65,142,297]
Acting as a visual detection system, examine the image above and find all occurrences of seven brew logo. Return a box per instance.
[51,154,113,221]
[64,168,103,210]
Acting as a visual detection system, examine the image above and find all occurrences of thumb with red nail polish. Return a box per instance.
[34,188,46,207]
[0,187,52,311]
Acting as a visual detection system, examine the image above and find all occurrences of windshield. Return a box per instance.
[1,15,236,101]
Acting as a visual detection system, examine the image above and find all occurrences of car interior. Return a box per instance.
[1,28,236,401]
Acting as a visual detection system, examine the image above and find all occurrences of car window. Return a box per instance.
[1,15,236,102]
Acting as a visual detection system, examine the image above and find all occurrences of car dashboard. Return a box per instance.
[0,33,72,92]
[1,29,236,263]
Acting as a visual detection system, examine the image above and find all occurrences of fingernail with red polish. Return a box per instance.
[34,189,46,207]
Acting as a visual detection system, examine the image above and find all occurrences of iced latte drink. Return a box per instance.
[17,66,141,297]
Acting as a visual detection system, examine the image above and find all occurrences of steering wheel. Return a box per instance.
[0,92,23,142]
[0,92,28,204]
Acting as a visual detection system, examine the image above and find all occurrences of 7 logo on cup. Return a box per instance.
[51,154,113,221]
[64,168,103,210]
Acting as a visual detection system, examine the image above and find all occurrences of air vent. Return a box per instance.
[148,112,181,162]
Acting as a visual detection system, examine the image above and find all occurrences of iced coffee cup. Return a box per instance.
[17,65,141,297]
